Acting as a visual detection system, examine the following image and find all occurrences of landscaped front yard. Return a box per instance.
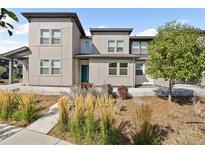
[49,91,205,144]
[0,91,59,127]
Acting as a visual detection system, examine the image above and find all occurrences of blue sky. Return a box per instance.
[1,8,205,53]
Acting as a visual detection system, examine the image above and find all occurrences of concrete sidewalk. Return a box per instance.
[0,103,71,145]
[1,83,205,96]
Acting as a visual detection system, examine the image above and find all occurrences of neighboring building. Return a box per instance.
[2,12,193,87]
[0,55,23,79]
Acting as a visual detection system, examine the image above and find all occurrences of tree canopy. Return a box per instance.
[0,8,18,36]
[147,21,205,101]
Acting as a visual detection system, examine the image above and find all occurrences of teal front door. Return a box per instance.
[81,65,89,82]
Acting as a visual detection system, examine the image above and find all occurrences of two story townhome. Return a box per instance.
[1,12,169,87]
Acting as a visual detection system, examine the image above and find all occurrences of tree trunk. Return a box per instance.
[168,79,172,102]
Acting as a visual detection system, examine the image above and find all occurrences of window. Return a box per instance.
[116,40,124,52]
[108,40,115,52]
[136,63,143,76]
[51,60,61,74]
[40,59,49,74]
[141,42,148,54]
[83,40,92,53]
[40,29,50,44]
[52,29,61,44]
[119,61,128,75]
[108,62,117,75]
[132,41,140,54]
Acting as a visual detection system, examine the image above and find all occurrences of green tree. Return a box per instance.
[147,21,205,102]
[0,66,5,79]
[0,8,18,36]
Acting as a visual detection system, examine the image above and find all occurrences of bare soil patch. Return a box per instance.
[49,96,205,144]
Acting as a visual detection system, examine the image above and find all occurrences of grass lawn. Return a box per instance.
[49,96,205,145]
[0,95,60,127]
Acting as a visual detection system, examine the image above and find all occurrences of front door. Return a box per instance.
[81,65,89,82]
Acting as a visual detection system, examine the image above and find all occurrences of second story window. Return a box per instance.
[108,40,115,52]
[83,40,92,53]
[40,29,61,45]
[52,29,61,44]
[132,41,140,54]
[140,42,148,54]
[40,29,50,44]
[116,41,124,52]
[132,41,148,54]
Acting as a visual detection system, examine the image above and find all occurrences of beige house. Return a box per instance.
[2,12,157,87]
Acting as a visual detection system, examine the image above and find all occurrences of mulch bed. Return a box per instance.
[49,96,205,144]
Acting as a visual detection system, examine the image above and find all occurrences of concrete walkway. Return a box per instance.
[0,124,23,142]
[0,103,71,145]
[1,83,205,96]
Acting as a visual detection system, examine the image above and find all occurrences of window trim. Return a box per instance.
[51,29,61,45]
[40,29,61,45]
[108,60,118,76]
[40,29,50,45]
[40,59,50,75]
[51,59,61,75]
[116,40,124,52]
[119,60,129,76]
[108,40,115,52]
[108,60,129,76]
[131,41,148,54]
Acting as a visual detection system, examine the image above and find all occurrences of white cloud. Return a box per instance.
[85,30,91,36]
[0,40,28,54]
[14,23,29,35]
[0,16,28,36]
[136,28,157,36]
[95,25,108,28]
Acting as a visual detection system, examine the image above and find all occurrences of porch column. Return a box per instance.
[9,58,13,84]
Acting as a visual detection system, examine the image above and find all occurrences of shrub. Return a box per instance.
[0,91,15,120]
[114,99,123,115]
[19,92,39,123]
[80,83,92,90]
[97,94,119,144]
[58,96,70,131]
[70,94,86,140]
[133,103,162,145]
[117,85,128,99]
[102,84,113,96]
[84,94,96,142]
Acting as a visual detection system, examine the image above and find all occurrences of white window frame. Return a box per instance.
[40,59,50,75]
[116,40,124,52]
[108,60,129,76]
[140,41,148,54]
[40,29,61,45]
[132,41,141,54]
[40,29,50,45]
[119,60,129,76]
[108,40,115,52]
[51,59,61,75]
[51,29,61,45]
[108,61,118,76]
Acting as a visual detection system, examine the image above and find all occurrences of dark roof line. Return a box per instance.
[90,28,133,34]
[74,54,140,58]
[21,12,86,36]
[2,46,30,58]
